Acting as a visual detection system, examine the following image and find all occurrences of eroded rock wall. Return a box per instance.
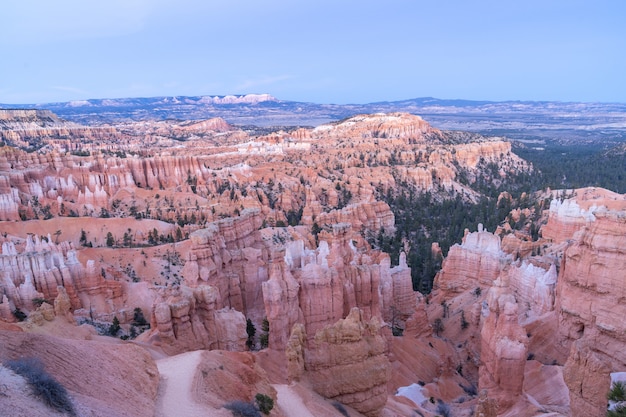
[306,308,391,417]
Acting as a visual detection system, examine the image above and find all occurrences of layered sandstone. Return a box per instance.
[479,286,529,410]
[557,213,626,415]
[0,235,125,318]
[183,208,266,320]
[312,112,437,142]
[435,225,507,295]
[305,308,390,417]
[541,187,626,244]
[151,285,247,355]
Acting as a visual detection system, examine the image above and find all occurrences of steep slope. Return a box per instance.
[0,329,159,417]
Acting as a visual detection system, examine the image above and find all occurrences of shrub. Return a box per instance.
[12,308,27,322]
[106,232,115,247]
[5,358,75,416]
[436,400,451,417]
[460,310,469,330]
[609,381,626,402]
[132,307,148,326]
[259,333,269,349]
[608,406,626,417]
[224,400,260,417]
[259,317,269,349]
[608,405,626,417]
[32,298,48,308]
[460,383,477,396]
[246,319,256,350]
[392,326,404,336]
[254,393,274,415]
[433,318,444,337]
[108,316,121,336]
[332,401,350,417]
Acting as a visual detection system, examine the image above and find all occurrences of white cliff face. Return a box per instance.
[549,198,598,222]
[461,228,504,255]
[507,261,557,319]
[435,228,508,294]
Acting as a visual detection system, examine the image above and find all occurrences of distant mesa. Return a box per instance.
[197,93,277,105]
[59,93,278,107]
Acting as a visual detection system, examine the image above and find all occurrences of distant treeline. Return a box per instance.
[513,142,626,194]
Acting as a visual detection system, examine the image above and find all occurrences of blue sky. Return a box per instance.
[1,0,625,104]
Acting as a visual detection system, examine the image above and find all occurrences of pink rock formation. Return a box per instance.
[556,212,626,415]
[180,210,414,354]
[0,235,128,322]
[183,208,266,319]
[285,323,306,381]
[312,113,437,142]
[191,350,277,409]
[479,286,529,410]
[435,225,506,295]
[151,285,247,355]
[0,109,546,415]
[541,198,597,244]
[403,292,432,338]
[306,308,391,417]
[289,222,414,346]
[306,200,395,232]
[505,260,557,318]
[541,187,626,244]
[261,260,302,350]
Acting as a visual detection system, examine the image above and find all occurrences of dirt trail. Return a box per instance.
[273,384,317,417]
[155,350,209,417]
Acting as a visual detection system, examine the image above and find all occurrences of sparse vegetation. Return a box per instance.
[132,307,148,326]
[610,381,626,402]
[254,393,274,415]
[106,232,115,247]
[460,310,469,330]
[5,358,76,416]
[436,399,451,417]
[224,400,261,417]
[246,318,256,350]
[460,383,477,397]
[608,405,626,417]
[608,380,626,417]
[32,297,48,308]
[433,318,444,337]
[12,307,27,322]
[332,401,350,417]
[108,316,121,336]
[259,317,269,349]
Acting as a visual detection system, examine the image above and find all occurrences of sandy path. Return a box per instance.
[273,384,317,417]
[155,350,208,417]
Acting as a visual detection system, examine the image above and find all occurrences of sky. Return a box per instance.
[1,0,625,105]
